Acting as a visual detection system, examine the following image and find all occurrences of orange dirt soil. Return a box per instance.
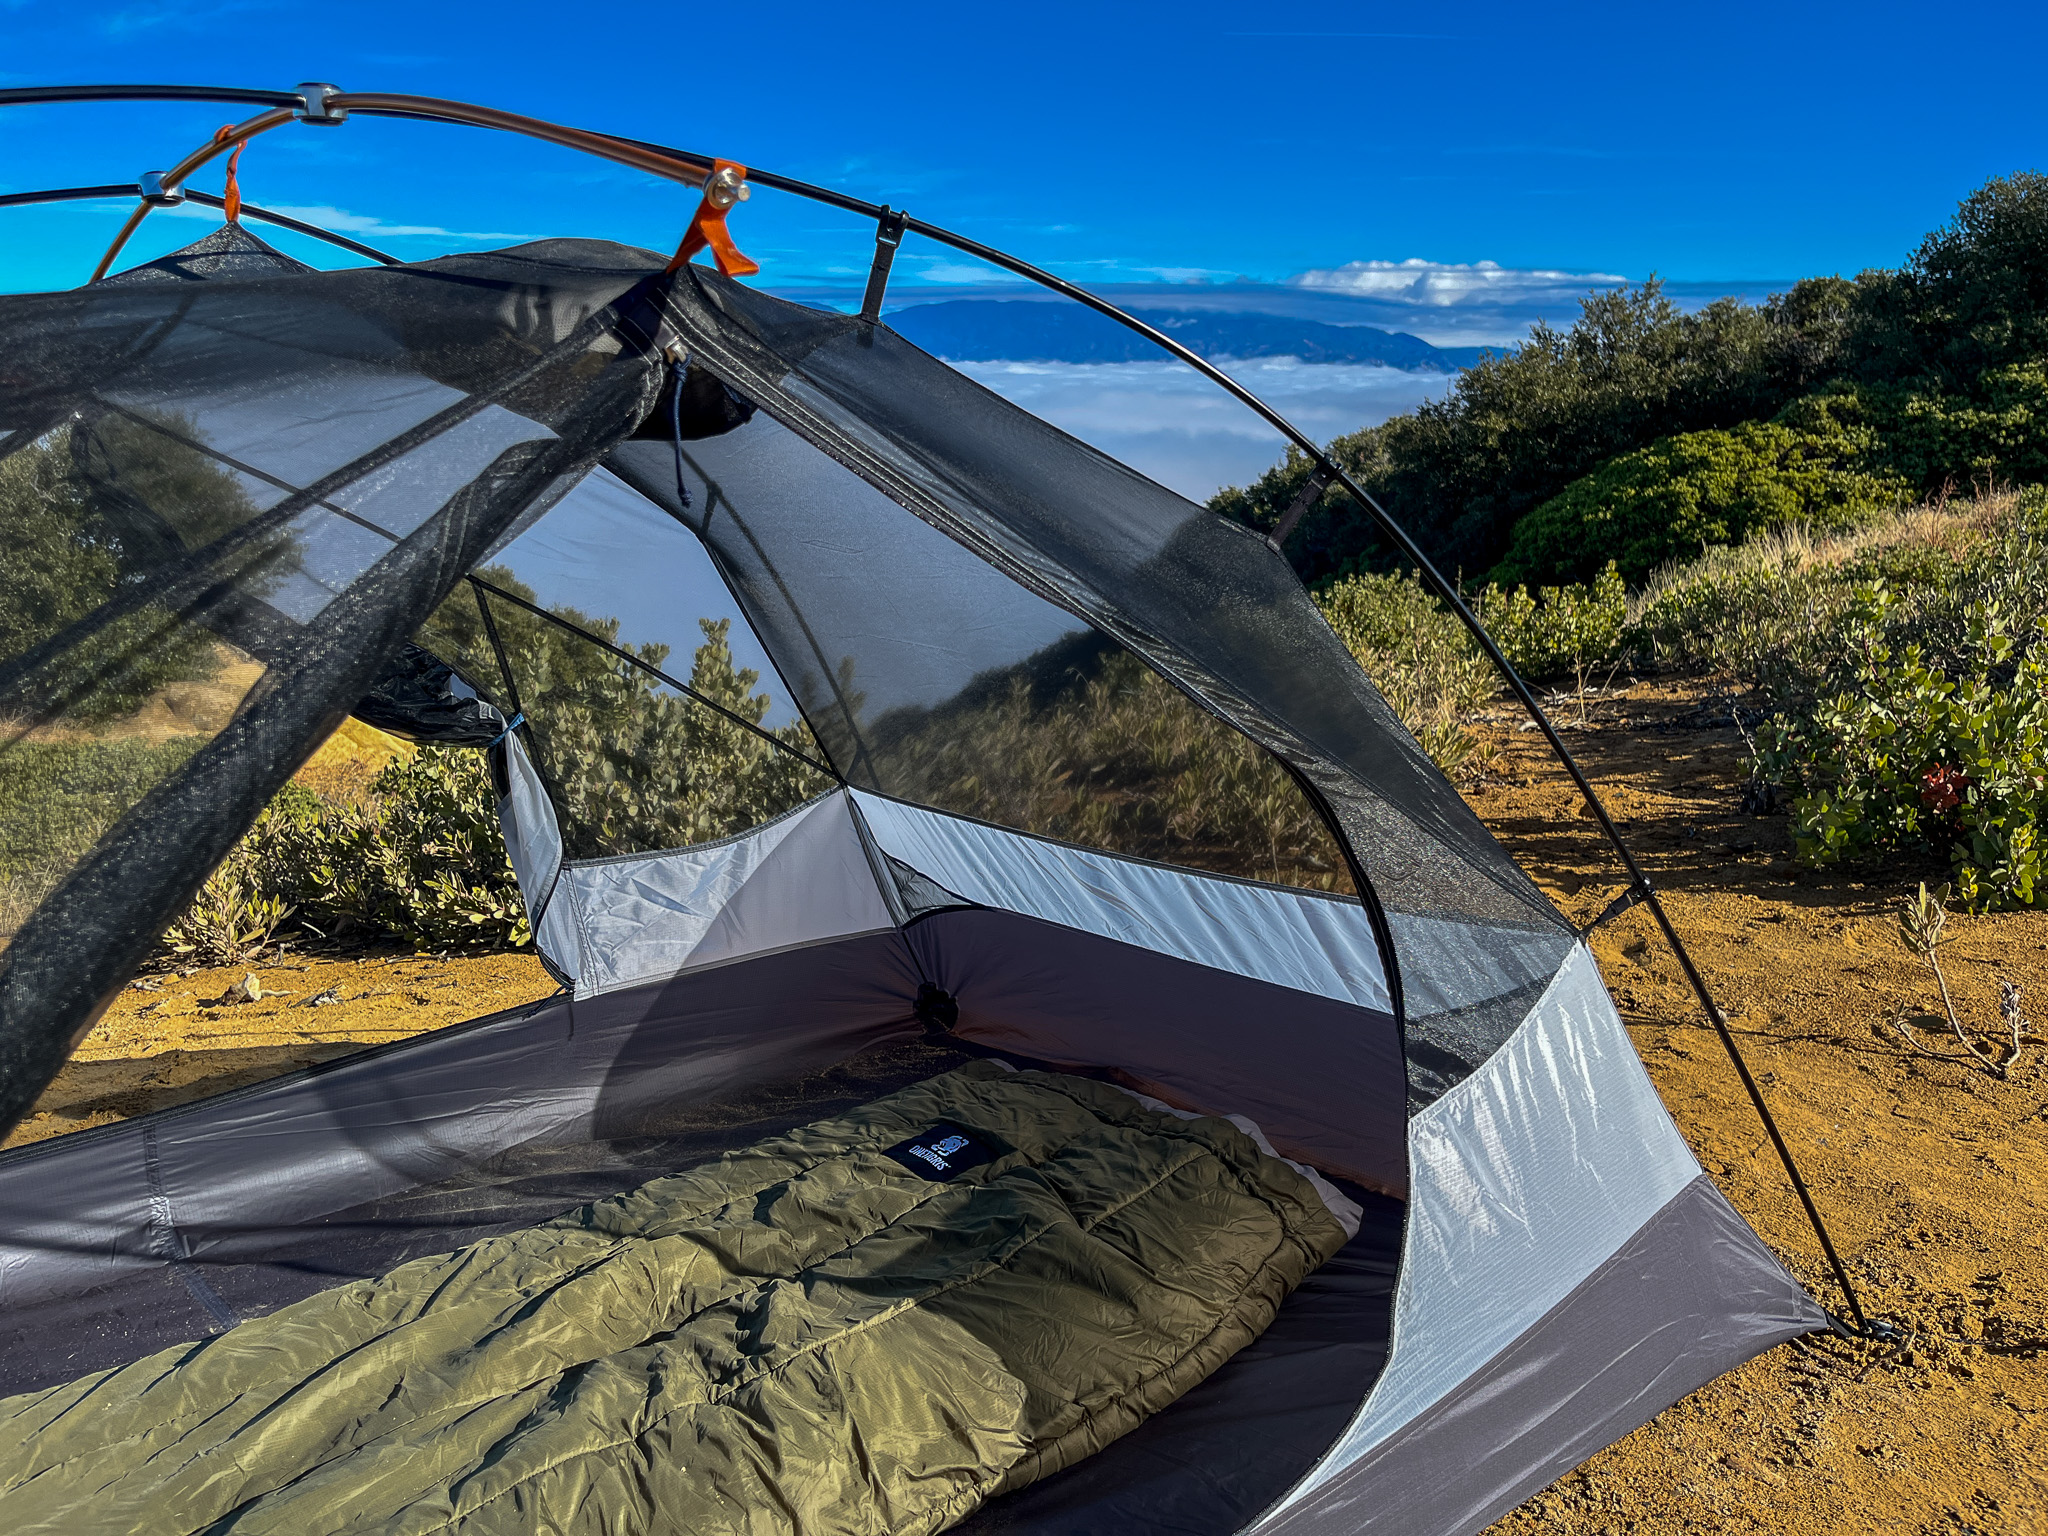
[7,684,2046,1533]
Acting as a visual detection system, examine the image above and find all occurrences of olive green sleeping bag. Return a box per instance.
[0,1061,1348,1536]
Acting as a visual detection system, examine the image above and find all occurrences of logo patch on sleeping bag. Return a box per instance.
[883,1122,997,1181]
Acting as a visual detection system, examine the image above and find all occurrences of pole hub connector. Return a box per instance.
[137,171,183,206]
[295,82,346,125]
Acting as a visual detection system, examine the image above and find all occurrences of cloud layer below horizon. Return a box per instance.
[953,356,1457,502]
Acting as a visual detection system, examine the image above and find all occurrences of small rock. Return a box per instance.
[295,986,343,1009]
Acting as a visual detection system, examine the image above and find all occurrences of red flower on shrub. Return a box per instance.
[1920,764,1967,815]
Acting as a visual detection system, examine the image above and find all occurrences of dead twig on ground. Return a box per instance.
[1889,884,2028,1078]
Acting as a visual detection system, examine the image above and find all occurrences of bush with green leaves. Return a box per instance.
[1473,562,1629,681]
[0,415,275,724]
[1625,488,2045,693]
[163,749,531,957]
[1492,421,1906,586]
[1308,561,1635,769]
[1753,584,2046,909]
[417,570,830,860]
[1316,570,1497,771]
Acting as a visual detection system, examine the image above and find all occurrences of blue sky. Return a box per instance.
[3,0,2042,298]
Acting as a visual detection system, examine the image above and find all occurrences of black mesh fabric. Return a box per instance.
[632,270,1576,1101]
[408,468,835,861]
[0,237,678,1133]
[94,222,316,287]
[608,423,1355,895]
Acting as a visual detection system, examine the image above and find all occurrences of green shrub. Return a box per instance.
[0,417,273,724]
[1473,563,1629,681]
[0,735,207,935]
[1753,585,2046,909]
[1308,563,1632,769]
[1316,570,1497,772]
[1624,532,1869,696]
[162,862,295,967]
[1493,420,1907,586]
[295,748,532,949]
[165,745,530,956]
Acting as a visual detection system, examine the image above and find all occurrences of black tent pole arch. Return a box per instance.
[0,185,400,264]
[0,82,1879,1336]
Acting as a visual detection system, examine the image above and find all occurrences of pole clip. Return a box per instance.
[1266,464,1335,552]
[295,82,347,125]
[860,207,910,324]
[1580,877,1653,936]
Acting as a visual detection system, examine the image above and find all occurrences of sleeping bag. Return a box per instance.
[0,1061,1350,1535]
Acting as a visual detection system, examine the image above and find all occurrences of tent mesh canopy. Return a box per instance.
[0,222,1824,1536]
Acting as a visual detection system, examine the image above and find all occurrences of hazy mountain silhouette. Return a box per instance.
[886,299,1500,372]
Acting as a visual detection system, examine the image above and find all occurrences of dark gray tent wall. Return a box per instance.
[0,228,1825,1536]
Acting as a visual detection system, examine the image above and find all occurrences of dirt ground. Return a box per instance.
[0,948,556,1150]
[1469,684,2048,1536]
[7,682,2045,1532]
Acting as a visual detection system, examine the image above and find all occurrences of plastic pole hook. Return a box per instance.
[667,160,759,278]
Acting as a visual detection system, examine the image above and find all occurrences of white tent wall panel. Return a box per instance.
[499,735,574,969]
[1248,1174,1825,1536]
[853,790,1394,1013]
[1268,943,1720,1512]
[496,770,896,998]
[553,794,894,997]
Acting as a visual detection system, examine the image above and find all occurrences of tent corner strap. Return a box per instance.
[0,78,1886,1340]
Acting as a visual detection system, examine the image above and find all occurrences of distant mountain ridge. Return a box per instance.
[885,299,1500,372]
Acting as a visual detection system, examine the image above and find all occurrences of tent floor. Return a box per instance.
[1,1036,1399,1534]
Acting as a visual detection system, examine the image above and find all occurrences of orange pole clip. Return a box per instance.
[213,124,247,224]
[668,159,760,278]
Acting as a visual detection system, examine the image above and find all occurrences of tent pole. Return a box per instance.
[87,106,299,280]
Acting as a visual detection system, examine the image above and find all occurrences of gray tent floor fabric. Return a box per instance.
[1256,1174,1828,1536]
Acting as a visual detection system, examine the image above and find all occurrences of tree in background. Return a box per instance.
[417,569,830,860]
[0,413,271,724]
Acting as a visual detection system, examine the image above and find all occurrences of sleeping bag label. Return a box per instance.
[884,1122,997,1181]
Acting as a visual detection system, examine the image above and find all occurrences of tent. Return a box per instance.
[0,85,1850,1536]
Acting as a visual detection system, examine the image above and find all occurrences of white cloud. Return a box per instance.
[259,204,532,241]
[159,201,529,241]
[1287,257,1626,306]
